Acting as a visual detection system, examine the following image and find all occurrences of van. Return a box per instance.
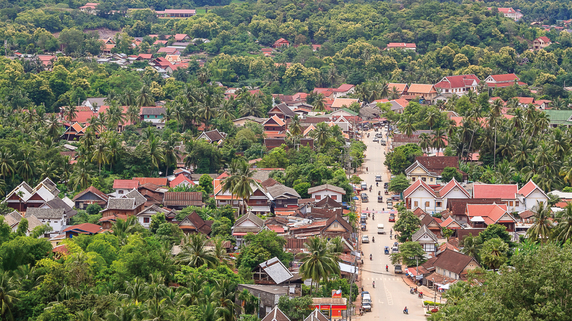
[362,293,372,304]
[377,224,385,234]
[361,182,367,190]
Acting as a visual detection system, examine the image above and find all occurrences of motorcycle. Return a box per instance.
[372,214,375,220]
[390,235,392,240]
[418,292,423,299]
[373,281,375,288]
[385,265,388,272]
[403,308,409,315]
[372,237,375,243]
[370,254,372,261]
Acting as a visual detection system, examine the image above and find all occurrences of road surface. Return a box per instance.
[356,127,426,321]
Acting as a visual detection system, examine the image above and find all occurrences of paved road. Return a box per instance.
[357,127,426,321]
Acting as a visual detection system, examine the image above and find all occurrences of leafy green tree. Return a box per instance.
[199,174,214,195]
[390,241,426,266]
[388,174,410,194]
[211,217,232,237]
[85,204,102,215]
[277,296,313,321]
[393,211,421,242]
[0,236,52,271]
[149,213,167,234]
[479,238,508,271]
[384,144,422,174]
[441,167,463,183]
[237,230,292,271]
[37,303,73,321]
[477,224,512,246]
[293,182,311,199]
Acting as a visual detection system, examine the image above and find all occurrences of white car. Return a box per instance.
[362,235,370,243]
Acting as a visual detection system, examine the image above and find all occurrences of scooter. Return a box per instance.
[418,292,423,299]
[403,308,409,315]
[373,281,375,288]
[370,254,372,261]
[372,214,375,220]
[372,237,375,243]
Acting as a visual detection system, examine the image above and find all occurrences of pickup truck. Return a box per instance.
[394,265,403,274]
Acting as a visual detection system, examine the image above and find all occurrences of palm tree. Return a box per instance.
[461,234,480,260]
[147,133,164,175]
[70,163,92,191]
[91,139,109,174]
[199,94,218,128]
[299,236,340,294]
[480,238,508,272]
[136,85,155,107]
[432,128,447,155]
[399,115,416,137]
[163,134,180,178]
[113,216,141,241]
[527,202,553,243]
[0,147,14,181]
[222,159,255,217]
[126,105,140,125]
[289,115,302,137]
[312,122,330,149]
[176,233,218,268]
[17,150,35,182]
[46,113,61,139]
[0,271,18,321]
[312,93,326,112]
[425,109,439,130]
[418,133,431,153]
[106,103,126,131]
[239,94,264,117]
[65,105,78,123]
[554,202,572,242]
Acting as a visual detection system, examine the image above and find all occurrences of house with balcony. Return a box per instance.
[412,225,439,256]
[232,211,265,246]
[472,180,548,212]
[72,186,109,209]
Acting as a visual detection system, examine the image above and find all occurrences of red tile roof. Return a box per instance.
[386,42,416,49]
[132,177,168,186]
[466,204,510,224]
[335,84,355,92]
[170,174,195,188]
[63,223,102,234]
[488,73,520,82]
[516,97,535,105]
[437,179,470,198]
[536,36,551,43]
[473,184,518,199]
[403,179,435,198]
[113,179,139,189]
[434,75,480,90]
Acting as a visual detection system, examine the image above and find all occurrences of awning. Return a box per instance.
[250,206,271,212]
[232,233,248,236]
[339,262,358,274]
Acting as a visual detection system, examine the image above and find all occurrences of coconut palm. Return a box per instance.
[222,159,255,217]
[399,115,416,137]
[70,163,92,191]
[419,133,431,153]
[17,150,35,182]
[0,271,17,321]
[0,147,14,181]
[289,115,302,137]
[432,128,447,154]
[527,202,553,243]
[554,202,572,242]
[163,134,180,178]
[461,234,480,260]
[91,139,109,174]
[479,238,508,271]
[312,93,326,112]
[176,233,218,268]
[65,105,78,123]
[311,122,331,149]
[126,105,140,125]
[136,85,155,107]
[146,133,164,175]
[299,236,340,294]
[426,109,439,130]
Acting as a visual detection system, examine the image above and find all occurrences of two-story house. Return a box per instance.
[484,74,527,88]
[473,182,541,212]
[136,204,176,228]
[262,115,287,132]
[434,75,480,97]
[246,183,274,215]
[404,178,470,214]
[307,184,346,203]
[516,180,549,211]
[533,37,552,50]
[266,184,301,212]
[405,156,466,184]
[99,190,147,228]
[26,208,66,236]
[4,178,59,212]
[178,211,213,235]
[140,107,165,128]
[412,225,439,255]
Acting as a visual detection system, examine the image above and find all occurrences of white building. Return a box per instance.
[404,179,470,214]
[472,180,548,212]
[307,184,346,203]
[26,208,66,236]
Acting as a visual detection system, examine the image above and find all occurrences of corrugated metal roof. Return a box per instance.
[259,257,293,285]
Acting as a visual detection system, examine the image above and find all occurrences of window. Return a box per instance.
[143,217,150,223]
[414,201,418,207]
[436,202,442,208]
[333,195,338,201]
[430,178,434,182]
[516,201,519,206]
[422,177,426,182]
[412,177,416,181]
[334,222,339,228]
[118,190,124,194]
[509,201,514,206]
[425,201,430,207]
[315,195,321,200]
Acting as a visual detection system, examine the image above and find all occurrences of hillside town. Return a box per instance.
[1,0,572,320]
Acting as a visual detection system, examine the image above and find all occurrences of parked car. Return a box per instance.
[375,175,382,182]
[389,213,395,222]
[373,138,379,143]
[362,235,369,243]
[361,182,368,190]
[387,202,394,210]
[361,223,366,231]
[380,140,386,146]
[361,193,369,202]
[394,264,403,274]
